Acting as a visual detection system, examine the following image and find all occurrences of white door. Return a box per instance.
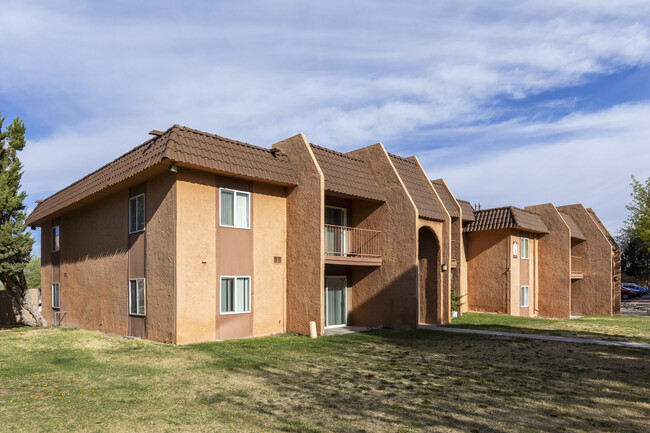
[325,276,347,327]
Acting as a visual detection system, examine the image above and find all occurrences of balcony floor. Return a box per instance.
[325,255,382,266]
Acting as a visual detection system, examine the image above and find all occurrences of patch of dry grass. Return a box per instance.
[448,313,650,344]
[0,326,649,432]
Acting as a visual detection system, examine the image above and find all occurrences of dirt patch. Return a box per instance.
[621,302,650,316]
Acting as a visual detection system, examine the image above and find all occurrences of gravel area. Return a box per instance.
[621,299,650,316]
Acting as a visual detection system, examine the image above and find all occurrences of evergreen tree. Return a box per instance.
[0,112,46,326]
[25,256,41,290]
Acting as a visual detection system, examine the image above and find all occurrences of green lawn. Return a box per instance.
[448,313,650,344]
[1,326,649,433]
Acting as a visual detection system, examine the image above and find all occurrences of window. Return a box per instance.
[220,189,250,229]
[129,279,146,315]
[52,283,60,309]
[521,237,529,259]
[52,225,60,252]
[220,277,250,314]
[521,285,529,307]
[512,241,518,257]
[129,194,145,233]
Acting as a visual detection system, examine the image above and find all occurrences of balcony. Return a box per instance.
[324,224,382,266]
[571,256,584,280]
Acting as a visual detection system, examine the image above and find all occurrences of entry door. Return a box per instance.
[325,276,347,327]
[325,206,346,256]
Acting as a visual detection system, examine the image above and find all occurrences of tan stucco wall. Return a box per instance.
[411,157,452,325]
[40,220,53,325]
[348,144,420,329]
[43,190,129,334]
[436,180,465,314]
[39,170,176,340]
[461,232,469,313]
[252,182,287,337]
[175,169,217,344]
[466,229,509,314]
[526,204,572,318]
[273,135,325,335]
[586,208,621,315]
[145,174,177,342]
[557,204,612,316]
[417,219,449,323]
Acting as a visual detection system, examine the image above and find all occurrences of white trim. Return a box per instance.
[219,188,251,229]
[325,275,347,328]
[324,206,348,256]
[128,278,146,316]
[325,205,347,226]
[521,285,530,308]
[219,276,252,315]
[52,283,60,309]
[128,193,146,234]
[521,237,529,259]
[512,241,518,258]
[51,225,60,252]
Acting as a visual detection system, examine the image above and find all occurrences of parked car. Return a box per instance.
[621,287,638,300]
[622,283,649,295]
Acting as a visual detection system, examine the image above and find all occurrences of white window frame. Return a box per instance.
[325,275,348,328]
[129,193,146,234]
[324,205,348,256]
[52,283,60,309]
[512,241,518,258]
[219,188,251,229]
[128,278,146,316]
[521,237,529,260]
[52,225,60,252]
[521,285,529,308]
[220,276,251,315]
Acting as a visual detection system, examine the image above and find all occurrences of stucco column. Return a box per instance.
[272,135,326,335]
[349,143,420,329]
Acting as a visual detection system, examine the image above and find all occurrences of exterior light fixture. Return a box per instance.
[169,164,178,173]
[442,264,448,271]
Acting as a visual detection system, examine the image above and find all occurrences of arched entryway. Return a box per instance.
[418,227,440,324]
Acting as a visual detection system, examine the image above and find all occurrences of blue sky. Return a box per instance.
[1,1,649,255]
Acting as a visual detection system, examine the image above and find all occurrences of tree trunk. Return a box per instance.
[1,272,47,326]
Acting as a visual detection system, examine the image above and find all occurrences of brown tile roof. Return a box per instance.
[431,179,459,218]
[389,154,445,221]
[26,125,297,226]
[309,144,383,201]
[464,206,549,234]
[586,208,619,250]
[559,212,586,241]
[457,199,476,222]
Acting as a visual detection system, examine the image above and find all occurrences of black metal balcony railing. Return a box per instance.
[324,224,381,258]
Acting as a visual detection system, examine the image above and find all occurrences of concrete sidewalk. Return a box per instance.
[419,325,650,349]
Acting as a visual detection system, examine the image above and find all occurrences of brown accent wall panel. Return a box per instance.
[128,233,145,278]
[215,175,254,340]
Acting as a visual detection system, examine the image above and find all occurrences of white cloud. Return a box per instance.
[1,0,649,238]
[418,102,650,233]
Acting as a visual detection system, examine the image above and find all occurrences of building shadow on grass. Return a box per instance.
[198,330,650,432]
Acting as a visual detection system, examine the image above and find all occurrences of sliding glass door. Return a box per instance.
[325,276,347,327]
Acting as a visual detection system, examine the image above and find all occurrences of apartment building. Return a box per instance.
[27,126,453,343]
[463,206,549,317]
